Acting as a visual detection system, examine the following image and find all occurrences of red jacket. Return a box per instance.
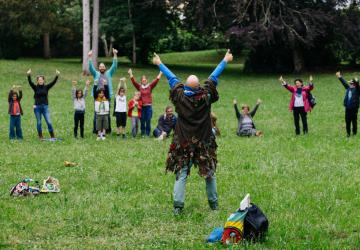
[283,83,314,112]
[128,99,142,118]
[130,77,159,106]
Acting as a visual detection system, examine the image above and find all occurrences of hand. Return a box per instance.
[56,69,60,76]
[128,68,133,77]
[157,72,163,79]
[279,75,285,83]
[152,53,162,65]
[27,69,31,75]
[224,49,233,63]
[72,80,77,87]
[112,48,118,55]
[309,75,313,82]
[336,71,341,78]
[88,50,93,58]
[86,80,91,87]
[233,99,237,105]
[257,99,262,104]
[134,101,138,106]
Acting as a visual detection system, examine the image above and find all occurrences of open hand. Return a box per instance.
[257,99,262,104]
[113,48,118,55]
[336,71,341,78]
[279,75,285,83]
[152,53,162,65]
[128,68,133,77]
[88,50,93,58]
[233,99,237,105]
[56,69,60,76]
[224,49,233,63]
[27,69,31,75]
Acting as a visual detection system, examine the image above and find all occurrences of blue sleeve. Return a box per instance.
[209,59,227,86]
[159,63,180,89]
[89,60,97,77]
[108,58,118,76]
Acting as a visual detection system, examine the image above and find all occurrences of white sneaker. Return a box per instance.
[96,136,102,141]
[101,136,106,140]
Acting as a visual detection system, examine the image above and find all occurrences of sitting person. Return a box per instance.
[153,106,177,140]
[234,99,263,137]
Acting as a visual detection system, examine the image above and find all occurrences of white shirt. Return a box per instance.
[95,100,110,115]
[294,93,304,107]
[115,95,127,112]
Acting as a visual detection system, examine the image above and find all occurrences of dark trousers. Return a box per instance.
[74,112,85,138]
[9,115,23,139]
[93,112,111,134]
[345,107,358,136]
[141,105,153,136]
[293,107,308,135]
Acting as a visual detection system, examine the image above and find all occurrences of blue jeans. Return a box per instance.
[173,163,218,209]
[141,105,153,136]
[131,117,140,137]
[34,104,53,133]
[9,115,23,139]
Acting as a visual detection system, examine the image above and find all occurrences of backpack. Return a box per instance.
[308,92,316,108]
[10,178,40,197]
[243,204,269,241]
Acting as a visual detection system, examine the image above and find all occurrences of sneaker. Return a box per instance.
[173,207,183,216]
[96,136,102,141]
[101,136,106,140]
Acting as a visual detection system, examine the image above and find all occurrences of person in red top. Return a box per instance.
[8,86,23,140]
[128,68,162,137]
[128,91,143,138]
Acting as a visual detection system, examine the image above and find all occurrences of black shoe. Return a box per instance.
[122,134,126,139]
[209,201,219,210]
[173,207,183,216]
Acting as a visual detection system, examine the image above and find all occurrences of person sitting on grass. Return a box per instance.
[279,75,314,135]
[233,99,263,137]
[128,91,142,138]
[336,71,360,137]
[8,86,23,140]
[128,68,162,137]
[152,49,233,215]
[27,68,60,139]
[72,80,90,138]
[94,85,110,141]
[153,106,177,140]
[114,78,128,139]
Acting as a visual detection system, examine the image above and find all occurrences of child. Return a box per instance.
[8,86,23,140]
[336,71,360,137]
[210,112,220,137]
[280,75,314,135]
[72,80,90,138]
[128,91,142,138]
[94,88,110,140]
[113,78,127,138]
[233,99,262,137]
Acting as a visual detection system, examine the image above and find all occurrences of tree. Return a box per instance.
[92,0,100,67]
[82,0,91,74]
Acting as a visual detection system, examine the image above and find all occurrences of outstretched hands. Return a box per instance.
[309,75,313,83]
[27,69,31,75]
[127,68,133,77]
[279,75,286,84]
[233,99,237,105]
[152,53,162,66]
[336,71,341,78]
[88,50,92,58]
[56,69,60,76]
[224,49,233,63]
[113,48,118,55]
[257,99,262,105]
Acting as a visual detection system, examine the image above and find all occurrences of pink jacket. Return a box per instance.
[283,83,314,112]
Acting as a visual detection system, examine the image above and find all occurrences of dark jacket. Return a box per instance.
[234,103,259,134]
[8,90,23,115]
[28,75,58,105]
[339,77,360,109]
[156,114,177,135]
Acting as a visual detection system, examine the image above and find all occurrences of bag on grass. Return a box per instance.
[41,176,60,193]
[10,178,40,197]
[221,210,248,245]
[243,203,269,241]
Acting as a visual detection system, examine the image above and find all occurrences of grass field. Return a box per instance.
[0,50,359,249]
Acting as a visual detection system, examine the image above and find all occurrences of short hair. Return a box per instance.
[165,105,172,112]
[294,78,303,85]
[241,104,250,110]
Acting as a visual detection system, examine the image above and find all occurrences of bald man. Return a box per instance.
[153,50,233,215]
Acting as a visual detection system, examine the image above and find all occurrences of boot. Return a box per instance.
[38,131,44,140]
[50,131,55,139]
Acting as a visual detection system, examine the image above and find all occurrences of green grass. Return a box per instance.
[0,50,359,249]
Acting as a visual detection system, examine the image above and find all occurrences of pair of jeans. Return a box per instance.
[131,117,140,137]
[173,163,218,209]
[345,107,358,136]
[74,111,85,138]
[293,106,308,135]
[34,104,53,133]
[141,105,153,136]
[9,115,23,139]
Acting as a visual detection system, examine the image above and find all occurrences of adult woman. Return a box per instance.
[27,69,60,139]
[233,99,262,137]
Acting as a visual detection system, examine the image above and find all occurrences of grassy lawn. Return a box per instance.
[0,50,359,249]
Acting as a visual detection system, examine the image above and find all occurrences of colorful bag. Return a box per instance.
[10,178,40,197]
[40,176,60,193]
[221,210,248,245]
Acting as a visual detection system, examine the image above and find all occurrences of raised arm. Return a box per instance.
[150,72,162,90]
[250,99,261,117]
[72,81,77,100]
[88,50,97,77]
[83,80,90,98]
[128,69,141,90]
[303,76,314,92]
[279,76,295,92]
[152,53,180,89]
[108,48,118,76]
[336,71,349,89]
[233,99,241,119]
[18,90,22,101]
[46,70,60,90]
[27,69,36,90]
[208,49,233,85]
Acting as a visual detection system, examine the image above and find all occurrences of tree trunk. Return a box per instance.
[82,0,91,75]
[43,32,51,59]
[101,34,109,57]
[92,0,100,67]
[128,0,136,64]
[293,46,305,73]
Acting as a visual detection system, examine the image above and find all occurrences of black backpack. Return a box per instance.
[243,204,269,241]
[308,92,316,108]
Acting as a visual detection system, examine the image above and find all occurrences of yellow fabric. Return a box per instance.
[224,221,244,231]
[132,106,138,117]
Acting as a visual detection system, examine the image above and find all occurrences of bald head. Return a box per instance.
[186,75,200,89]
